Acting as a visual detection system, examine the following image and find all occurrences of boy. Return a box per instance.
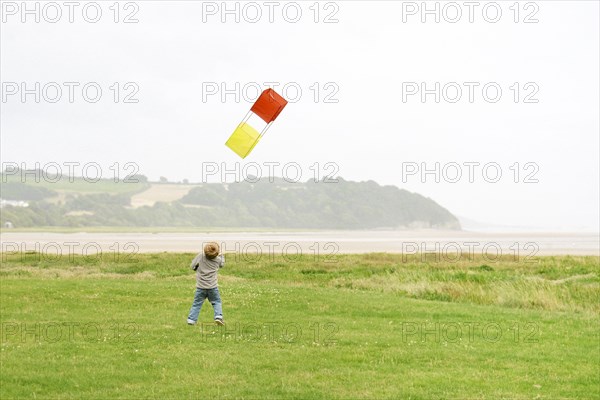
[187,242,225,326]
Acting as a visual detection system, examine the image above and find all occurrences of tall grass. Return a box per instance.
[2,252,598,313]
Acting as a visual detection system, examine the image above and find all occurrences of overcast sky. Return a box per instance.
[1,1,598,231]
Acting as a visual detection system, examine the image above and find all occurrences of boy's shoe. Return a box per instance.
[187,319,196,325]
[215,318,225,326]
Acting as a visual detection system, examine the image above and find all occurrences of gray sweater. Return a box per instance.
[190,253,225,289]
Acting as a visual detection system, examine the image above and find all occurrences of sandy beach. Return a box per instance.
[1,231,598,257]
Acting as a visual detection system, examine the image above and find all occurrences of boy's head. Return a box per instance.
[204,242,220,259]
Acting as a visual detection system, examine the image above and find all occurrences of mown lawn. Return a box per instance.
[1,253,598,399]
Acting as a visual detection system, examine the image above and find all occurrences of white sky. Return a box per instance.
[1,1,599,231]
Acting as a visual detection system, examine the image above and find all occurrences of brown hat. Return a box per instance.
[204,242,220,259]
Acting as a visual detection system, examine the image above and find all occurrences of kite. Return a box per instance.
[225,88,288,159]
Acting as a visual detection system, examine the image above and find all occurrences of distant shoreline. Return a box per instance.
[2,226,598,234]
[2,231,598,256]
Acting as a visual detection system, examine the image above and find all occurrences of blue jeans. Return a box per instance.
[188,287,223,322]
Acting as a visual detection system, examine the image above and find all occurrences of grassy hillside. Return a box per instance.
[1,253,598,398]
[1,173,149,195]
[1,177,461,230]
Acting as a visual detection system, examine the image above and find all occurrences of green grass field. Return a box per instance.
[1,252,598,399]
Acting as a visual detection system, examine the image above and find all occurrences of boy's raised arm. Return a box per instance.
[219,254,225,268]
[190,253,201,271]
